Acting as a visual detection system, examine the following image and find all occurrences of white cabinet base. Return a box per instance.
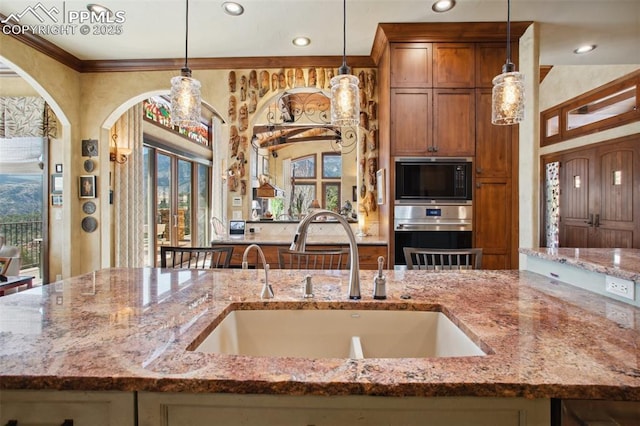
[0,390,135,426]
[138,392,550,426]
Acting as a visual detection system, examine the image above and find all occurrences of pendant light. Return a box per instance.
[491,0,525,125]
[330,0,360,127]
[170,0,202,128]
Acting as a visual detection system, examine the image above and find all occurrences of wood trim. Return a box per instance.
[541,69,640,146]
[539,65,553,83]
[82,56,375,73]
[1,14,83,72]
[372,21,531,67]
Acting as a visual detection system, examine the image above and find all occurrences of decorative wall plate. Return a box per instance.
[82,201,96,215]
[81,216,98,233]
[84,159,94,172]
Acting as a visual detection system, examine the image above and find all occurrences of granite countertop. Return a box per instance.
[1,268,639,400]
[520,247,640,282]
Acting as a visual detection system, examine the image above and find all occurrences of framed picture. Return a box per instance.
[55,163,63,173]
[51,194,63,207]
[51,173,63,194]
[376,169,385,205]
[79,175,96,199]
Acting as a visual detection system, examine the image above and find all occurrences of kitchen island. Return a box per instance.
[1,267,639,424]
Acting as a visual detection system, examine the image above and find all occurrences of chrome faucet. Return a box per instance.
[290,209,361,299]
[242,244,274,299]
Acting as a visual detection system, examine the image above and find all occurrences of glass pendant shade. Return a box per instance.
[330,73,360,127]
[170,68,202,128]
[491,70,525,125]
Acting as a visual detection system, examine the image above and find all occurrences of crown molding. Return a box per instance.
[371,22,533,64]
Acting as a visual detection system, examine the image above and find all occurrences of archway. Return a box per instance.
[0,56,72,284]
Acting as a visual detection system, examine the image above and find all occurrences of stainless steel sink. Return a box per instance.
[193,309,486,359]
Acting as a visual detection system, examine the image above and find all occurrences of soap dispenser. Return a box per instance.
[373,256,386,300]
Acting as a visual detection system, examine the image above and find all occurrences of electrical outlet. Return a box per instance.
[605,302,634,329]
[605,275,635,300]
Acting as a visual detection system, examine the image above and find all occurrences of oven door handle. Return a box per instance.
[396,223,472,231]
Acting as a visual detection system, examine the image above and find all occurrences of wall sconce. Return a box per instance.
[109,132,132,164]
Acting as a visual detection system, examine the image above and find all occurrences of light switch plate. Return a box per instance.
[605,275,635,300]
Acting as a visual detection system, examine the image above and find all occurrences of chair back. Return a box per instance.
[403,248,483,270]
[278,248,350,270]
[0,245,21,276]
[160,246,234,269]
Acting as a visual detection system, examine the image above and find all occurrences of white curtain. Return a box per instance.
[113,104,144,267]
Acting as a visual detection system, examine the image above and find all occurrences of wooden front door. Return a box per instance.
[555,136,640,248]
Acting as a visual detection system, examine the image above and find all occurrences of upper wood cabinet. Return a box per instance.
[390,88,432,155]
[433,43,475,88]
[390,43,432,88]
[475,42,518,88]
[475,89,513,177]
[433,89,476,156]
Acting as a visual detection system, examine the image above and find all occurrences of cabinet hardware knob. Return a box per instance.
[477,168,483,174]
[476,183,481,188]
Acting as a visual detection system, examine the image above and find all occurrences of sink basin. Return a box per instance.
[193,309,486,359]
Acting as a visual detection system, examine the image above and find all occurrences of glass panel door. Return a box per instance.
[177,159,192,246]
[196,164,210,246]
[156,153,172,253]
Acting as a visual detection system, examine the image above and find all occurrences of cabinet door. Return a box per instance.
[0,390,135,426]
[433,43,475,88]
[475,43,517,88]
[475,89,512,178]
[433,89,475,156]
[474,178,512,269]
[390,43,432,88]
[391,88,432,155]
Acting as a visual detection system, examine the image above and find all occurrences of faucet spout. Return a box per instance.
[242,244,274,299]
[291,209,361,299]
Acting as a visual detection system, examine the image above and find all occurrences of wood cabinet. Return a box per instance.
[433,43,475,88]
[433,89,475,156]
[390,88,432,155]
[390,88,475,156]
[474,178,512,269]
[222,242,388,270]
[475,89,513,178]
[382,29,522,269]
[390,43,432,88]
[474,89,517,269]
[0,390,135,426]
[475,42,515,88]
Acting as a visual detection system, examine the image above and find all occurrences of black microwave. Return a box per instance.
[395,157,472,202]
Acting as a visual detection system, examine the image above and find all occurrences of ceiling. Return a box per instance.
[0,0,638,66]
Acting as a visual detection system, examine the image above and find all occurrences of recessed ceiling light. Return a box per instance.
[432,0,456,13]
[292,37,311,47]
[86,3,113,16]
[573,44,597,54]
[222,2,244,16]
